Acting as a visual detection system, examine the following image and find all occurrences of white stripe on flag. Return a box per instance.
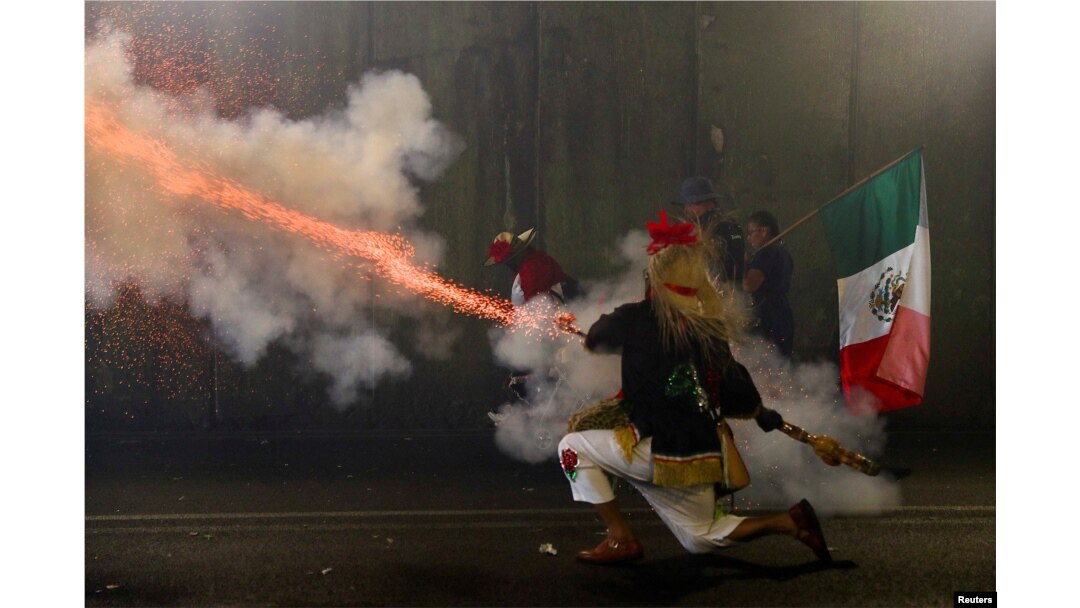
[836,244,914,348]
[900,225,931,317]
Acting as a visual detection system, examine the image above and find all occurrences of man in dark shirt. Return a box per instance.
[672,176,745,286]
[744,210,795,357]
[556,211,831,565]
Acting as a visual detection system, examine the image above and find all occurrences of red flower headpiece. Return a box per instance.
[646,210,697,254]
[488,239,513,263]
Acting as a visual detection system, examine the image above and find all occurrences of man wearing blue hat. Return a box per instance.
[673,177,745,287]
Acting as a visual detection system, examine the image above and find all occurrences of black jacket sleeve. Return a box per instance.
[708,360,762,419]
[585,306,630,354]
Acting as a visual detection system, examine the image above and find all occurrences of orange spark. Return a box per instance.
[85,100,558,333]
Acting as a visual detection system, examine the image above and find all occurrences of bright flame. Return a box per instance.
[85,99,563,334]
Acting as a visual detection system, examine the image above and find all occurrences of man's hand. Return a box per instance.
[809,436,842,467]
[754,407,783,432]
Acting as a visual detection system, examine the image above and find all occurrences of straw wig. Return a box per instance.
[645,212,744,363]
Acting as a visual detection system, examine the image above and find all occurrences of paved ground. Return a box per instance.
[85,428,995,606]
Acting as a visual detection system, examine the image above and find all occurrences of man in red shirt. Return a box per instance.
[484,229,579,423]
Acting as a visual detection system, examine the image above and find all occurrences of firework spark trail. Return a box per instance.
[84,99,561,331]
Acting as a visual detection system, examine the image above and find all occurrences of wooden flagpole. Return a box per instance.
[749,145,924,254]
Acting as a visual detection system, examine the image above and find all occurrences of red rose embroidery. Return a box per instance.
[560,448,578,481]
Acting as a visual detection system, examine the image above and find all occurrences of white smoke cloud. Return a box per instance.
[409,307,465,361]
[488,231,649,463]
[85,28,465,407]
[488,230,901,514]
[728,340,902,515]
[308,332,412,406]
[489,301,623,463]
[188,243,299,366]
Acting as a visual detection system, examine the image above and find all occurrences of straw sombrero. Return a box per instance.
[483,228,536,267]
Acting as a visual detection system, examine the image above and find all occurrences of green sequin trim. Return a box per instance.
[666,363,710,415]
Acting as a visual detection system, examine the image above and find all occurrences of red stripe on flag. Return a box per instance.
[839,313,927,413]
[877,306,931,396]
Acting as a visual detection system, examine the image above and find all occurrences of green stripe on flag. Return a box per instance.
[821,150,923,278]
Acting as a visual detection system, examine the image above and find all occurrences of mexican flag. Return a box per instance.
[820,149,930,412]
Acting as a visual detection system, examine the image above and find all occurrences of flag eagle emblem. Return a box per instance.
[868,268,907,323]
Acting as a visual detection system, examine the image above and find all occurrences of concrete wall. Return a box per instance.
[696,2,995,426]
[86,2,995,429]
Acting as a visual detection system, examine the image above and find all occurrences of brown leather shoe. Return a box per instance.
[576,538,644,564]
[789,499,832,563]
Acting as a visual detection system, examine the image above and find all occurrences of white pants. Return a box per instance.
[559,430,745,554]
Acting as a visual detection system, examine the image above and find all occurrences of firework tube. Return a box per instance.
[779,421,881,476]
